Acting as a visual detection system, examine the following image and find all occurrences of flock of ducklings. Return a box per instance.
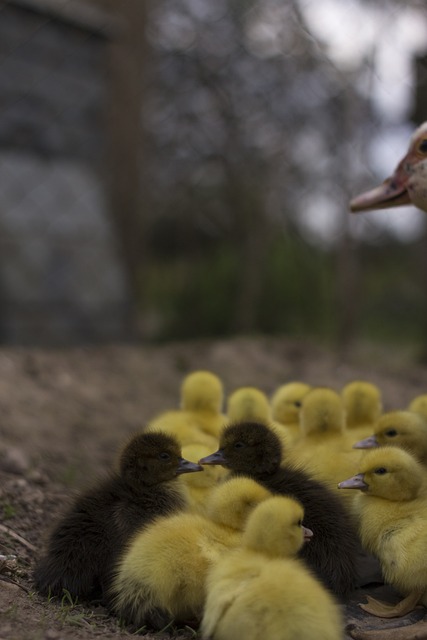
[33,370,427,639]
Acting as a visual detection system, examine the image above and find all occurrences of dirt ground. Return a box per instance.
[2,337,427,640]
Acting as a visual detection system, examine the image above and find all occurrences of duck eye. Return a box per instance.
[294,401,302,408]
[385,429,397,437]
[234,441,245,449]
[419,139,427,154]
[374,467,387,475]
[159,452,171,460]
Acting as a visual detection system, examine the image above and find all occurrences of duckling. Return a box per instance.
[110,477,272,629]
[34,432,202,601]
[350,121,427,214]
[199,420,359,597]
[227,386,290,449]
[146,371,224,448]
[270,381,311,445]
[338,446,427,617]
[354,410,427,467]
[342,381,383,443]
[181,442,227,514]
[227,386,271,423]
[201,496,343,640]
[285,388,362,495]
[408,394,427,419]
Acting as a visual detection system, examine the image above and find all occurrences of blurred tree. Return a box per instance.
[89,0,427,349]
[92,0,149,335]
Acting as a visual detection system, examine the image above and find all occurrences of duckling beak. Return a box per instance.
[353,435,379,449]
[338,473,368,491]
[198,450,226,466]
[303,526,313,542]
[176,458,204,475]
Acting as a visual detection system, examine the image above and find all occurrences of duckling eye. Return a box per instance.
[374,467,387,475]
[384,429,397,437]
[234,441,245,449]
[297,519,303,527]
[418,139,427,154]
[158,452,171,460]
[294,401,302,408]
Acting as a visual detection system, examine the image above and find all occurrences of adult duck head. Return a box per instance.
[350,122,427,214]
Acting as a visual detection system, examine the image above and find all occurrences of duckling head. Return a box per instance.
[205,477,272,530]
[227,387,271,423]
[350,121,427,214]
[341,381,382,427]
[338,447,424,501]
[408,394,427,418]
[180,370,223,413]
[270,382,311,424]
[199,421,282,476]
[119,432,203,490]
[300,387,345,437]
[242,496,313,558]
[354,411,427,457]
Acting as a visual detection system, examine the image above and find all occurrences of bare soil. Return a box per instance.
[1,337,427,640]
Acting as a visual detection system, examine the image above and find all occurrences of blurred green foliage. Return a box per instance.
[140,228,427,348]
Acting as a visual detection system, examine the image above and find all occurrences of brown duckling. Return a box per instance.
[199,421,359,598]
[34,432,202,602]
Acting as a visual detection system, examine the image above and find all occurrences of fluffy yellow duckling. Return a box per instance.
[227,386,271,423]
[270,381,311,445]
[341,381,383,445]
[408,394,427,419]
[181,442,227,515]
[201,496,343,640]
[338,446,427,617]
[110,477,272,629]
[350,121,427,214]
[227,386,289,449]
[285,387,362,494]
[354,410,427,467]
[147,370,225,448]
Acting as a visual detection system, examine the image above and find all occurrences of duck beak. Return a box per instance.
[338,473,368,491]
[198,450,226,466]
[353,435,379,449]
[350,155,413,213]
[303,526,313,542]
[176,458,204,475]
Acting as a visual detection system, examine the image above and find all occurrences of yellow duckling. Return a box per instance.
[285,387,362,494]
[270,381,311,445]
[110,477,272,629]
[147,370,225,448]
[227,386,289,449]
[408,394,427,419]
[354,410,427,467]
[201,496,343,640]
[339,446,427,617]
[341,380,383,445]
[181,442,227,515]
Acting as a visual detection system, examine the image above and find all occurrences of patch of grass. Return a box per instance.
[2,502,16,519]
[58,464,79,487]
[3,602,19,620]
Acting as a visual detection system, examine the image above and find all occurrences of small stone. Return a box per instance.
[0,447,29,474]
[45,630,63,640]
